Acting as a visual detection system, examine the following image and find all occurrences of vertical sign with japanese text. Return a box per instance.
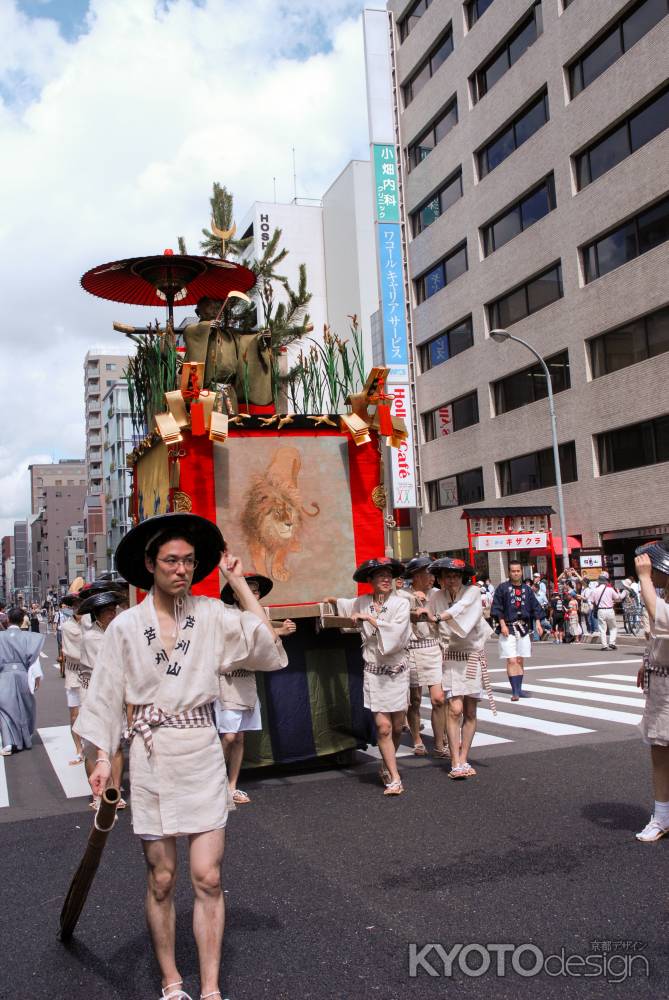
[373,144,400,223]
[377,222,409,383]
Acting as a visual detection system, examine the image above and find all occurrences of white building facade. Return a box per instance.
[102,382,134,569]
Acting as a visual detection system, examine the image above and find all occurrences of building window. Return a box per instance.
[478,90,549,179]
[575,84,669,189]
[498,442,577,496]
[105,363,115,371]
[423,391,479,441]
[411,169,463,236]
[582,195,669,282]
[427,467,485,510]
[403,25,454,106]
[407,98,458,171]
[568,0,668,99]
[488,262,563,330]
[493,350,570,415]
[398,0,432,41]
[597,415,669,474]
[471,1,543,102]
[482,174,556,255]
[589,305,669,377]
[415,243,468,304]
[419,317,474,372]
[466,0,496,30]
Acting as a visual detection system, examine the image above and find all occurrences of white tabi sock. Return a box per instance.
[653,800,669,828]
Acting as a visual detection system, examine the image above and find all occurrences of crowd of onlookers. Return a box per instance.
[477,567,648,649]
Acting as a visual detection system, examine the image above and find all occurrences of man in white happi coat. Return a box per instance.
[74,512,286,1000]
[428,558,496,780]
[78,588,126,807]
[60,594,91,766]
[634,538,669,843]
[396,556,447,758]
[216,572,294,805]
[325,556,411,796]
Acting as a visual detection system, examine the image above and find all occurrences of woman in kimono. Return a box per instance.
[75,512,286,1000]
[634,538,669,842]
[78,589,126,808]
[0,606,45,754]
[217,573,294,805]
[325,556,410,796]
[428,558,496,780]
[397,556,446,758]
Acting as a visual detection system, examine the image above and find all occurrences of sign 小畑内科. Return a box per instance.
[373,144,400,224]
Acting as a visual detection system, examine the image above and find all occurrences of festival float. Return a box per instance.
[80,224,408,768]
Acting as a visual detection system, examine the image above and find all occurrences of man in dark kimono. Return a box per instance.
[0,607,45,754]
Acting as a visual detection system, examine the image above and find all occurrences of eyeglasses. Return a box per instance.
[156,556,198,571]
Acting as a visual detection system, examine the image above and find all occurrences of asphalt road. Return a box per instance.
[1,632,664,1000]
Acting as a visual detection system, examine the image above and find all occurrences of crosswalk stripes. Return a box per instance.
[541,677,641,694]
[493,682,642,709]
[493,692,641,726]
[418,718,510,748]
[0,756,8,808]
[476,706,593,736]
[594,673,642,683]
[38,726,90,799]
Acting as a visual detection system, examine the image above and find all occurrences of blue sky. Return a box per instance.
[1,0,372,538]
[18,0,91,40]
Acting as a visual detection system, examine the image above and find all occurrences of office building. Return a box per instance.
[102,381,134,567]
[83,350,128,578]
[385,0,669,579]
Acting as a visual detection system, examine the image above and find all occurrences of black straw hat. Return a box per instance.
[115,512,225,591]
[636,536,669,576]
[403,556,433,577]
[221,573,273,605]
[429,557,475,582]
[353,556,405,583]
[77,590,124,618]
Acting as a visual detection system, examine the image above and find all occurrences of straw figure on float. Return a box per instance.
[240,446,320,582]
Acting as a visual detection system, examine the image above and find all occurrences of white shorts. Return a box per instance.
[498,632,532,659]
[66,688,81,708]
[214,698,262,734]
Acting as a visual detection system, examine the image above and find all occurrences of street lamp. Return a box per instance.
[490,328,570,575]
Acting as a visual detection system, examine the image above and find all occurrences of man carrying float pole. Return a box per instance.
[325,557,411,797]
[74,512,286,1000]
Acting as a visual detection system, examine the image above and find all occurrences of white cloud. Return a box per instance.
[0,0,371,540]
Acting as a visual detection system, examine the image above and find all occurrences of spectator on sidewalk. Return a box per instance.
[590,571,624,650]
[549,589,566,643]
[531,583,551,640]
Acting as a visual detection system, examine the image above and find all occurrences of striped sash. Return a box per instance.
[444,648,497,714]
[126,703,214,757]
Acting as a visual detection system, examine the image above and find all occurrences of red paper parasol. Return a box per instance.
[81,250,256,325]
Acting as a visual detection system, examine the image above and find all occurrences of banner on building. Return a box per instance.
[377,223,409,383]
[473,533,548,551]
[390,384,417,508]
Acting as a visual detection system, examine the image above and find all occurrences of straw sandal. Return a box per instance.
[232,789,251,804]
[413,743,427,756]
[431,746,450,759]
[448,765,468,780]
[161,983,192,1000]
[68,753,84,766]
[383,780,404,796]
